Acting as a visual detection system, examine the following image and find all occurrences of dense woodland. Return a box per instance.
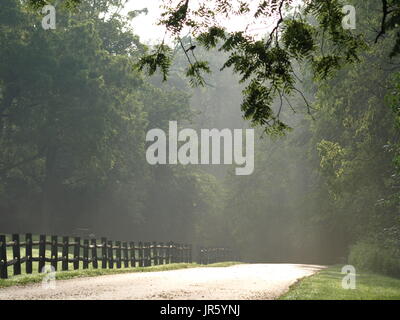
[1,0,400,276]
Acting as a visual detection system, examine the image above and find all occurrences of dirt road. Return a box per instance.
[0,264,325,300]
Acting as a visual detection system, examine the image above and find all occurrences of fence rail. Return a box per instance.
[0,233,234,279]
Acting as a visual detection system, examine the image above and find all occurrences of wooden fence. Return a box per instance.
[0,233,234,279]
[198,247,234,265]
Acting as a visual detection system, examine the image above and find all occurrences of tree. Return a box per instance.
[193,0,400,263]
[24,0,400,133]
[138,0,400,133]
[0,0,229,242]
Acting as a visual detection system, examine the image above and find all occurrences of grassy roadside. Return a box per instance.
[0,261,241,289]
[280,265,400,300]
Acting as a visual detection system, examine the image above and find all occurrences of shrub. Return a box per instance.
[348,240,400,278]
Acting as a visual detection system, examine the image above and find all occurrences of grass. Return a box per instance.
[0,261,242,289]
[280,265,400,300]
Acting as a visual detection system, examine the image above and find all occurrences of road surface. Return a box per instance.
[0,264,325,300]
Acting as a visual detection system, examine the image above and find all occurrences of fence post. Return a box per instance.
[166,243,169,264]
[160,242,164,265]
[175,243,180,263]
[130,242,136,268]
[166,242,171,264]
[146,242,151,266]
[199,247,202,265]
[189,244,192,263]
[91,239,98,269]
[12,234,21,276]
[26,233,33,274]
[143,242,148,267]
[50,235,58,271]
[0,235,7,279]
[62,236,69,271]
[108,240,114,269]
[116,241,121,269]
[196,245,202,264]
[157,242,161,265]
[73,237,80,270]
[142,242,146,266]
[152,241,158,266]
[173,242,177,263]
[149,242,153,266]
[123,242,129,268]
[138,242,143,267]
[158,242,162,265]
[167,242,171,264]
[180,244,184,263]
[38,235,46,272]
[160,242,167,265]
[101,237,107,269]
[83,239,89,269]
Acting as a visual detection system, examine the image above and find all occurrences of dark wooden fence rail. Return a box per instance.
[0,233,233,279]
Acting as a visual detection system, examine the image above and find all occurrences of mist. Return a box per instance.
[0,0,399,274]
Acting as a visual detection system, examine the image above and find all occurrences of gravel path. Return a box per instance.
[0,264,326,300]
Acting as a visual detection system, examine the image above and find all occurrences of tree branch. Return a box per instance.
[375,0,389,43]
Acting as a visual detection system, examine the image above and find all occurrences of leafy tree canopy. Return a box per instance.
[26,0,400,134]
